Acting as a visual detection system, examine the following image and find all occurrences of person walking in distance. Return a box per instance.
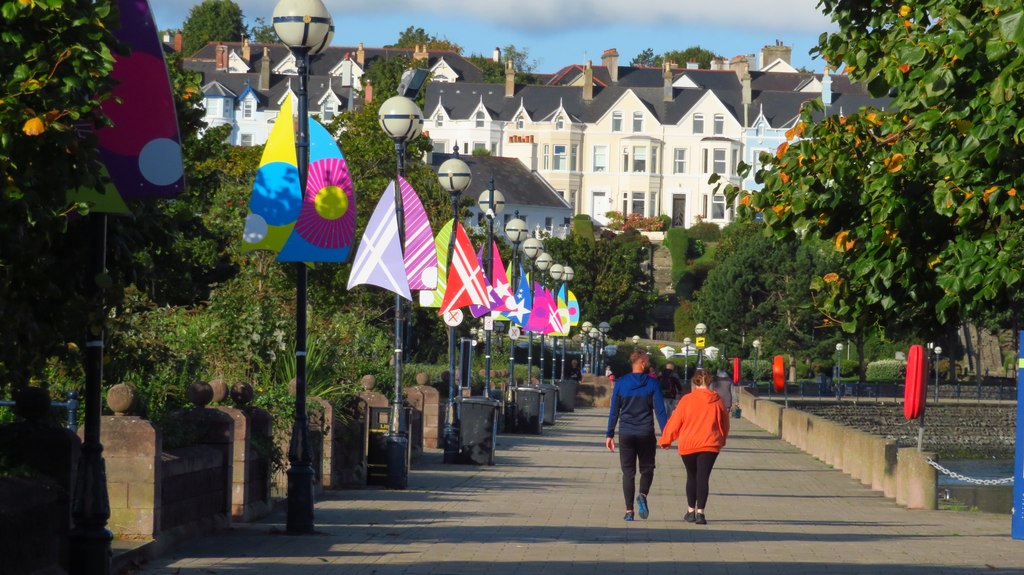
[658,368,729,525]
[605,350,668,521]
[658,362,684,411]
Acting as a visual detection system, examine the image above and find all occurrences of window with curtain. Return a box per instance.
[632,146,646,173]
[553,145,567,170]
[593,145,607,172]
[632,111,643,132]
[612,111,623,132]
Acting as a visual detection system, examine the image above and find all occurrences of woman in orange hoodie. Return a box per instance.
[658,368,729,525]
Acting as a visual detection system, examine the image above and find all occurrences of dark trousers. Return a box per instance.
[681,451,719,510]
[619,433,656,509]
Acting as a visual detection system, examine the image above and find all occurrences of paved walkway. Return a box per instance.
[136,408,1024,574]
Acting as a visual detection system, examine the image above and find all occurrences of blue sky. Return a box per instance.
[153,0,838,73]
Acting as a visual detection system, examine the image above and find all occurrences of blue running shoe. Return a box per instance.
[636,494,649,519]
[623,510,635,521]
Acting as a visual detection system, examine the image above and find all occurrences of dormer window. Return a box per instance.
[756,123,765,137]
[323,100,337,121]
[242,98,254,120]
[436,113,444,127]
[612,111,623,132]
[516,117,524,129]
[475,111,485,128]
[556,116,564,130]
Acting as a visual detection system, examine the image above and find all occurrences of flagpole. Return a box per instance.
[503,215,528,432]
[437,148,472,464]
[478,176,504,399]
[521,238,543,386]
[535,252,553,386]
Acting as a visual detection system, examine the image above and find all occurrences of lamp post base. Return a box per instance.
[286,463,315,534]
[503,401,517,434]
[385,432,409,489]
[442,423,460,464]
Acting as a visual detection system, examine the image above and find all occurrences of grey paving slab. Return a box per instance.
[136,408,1024,575]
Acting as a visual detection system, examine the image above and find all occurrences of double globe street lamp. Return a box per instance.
[535,251,553,385]
[503,216,528,429]
[477,181,505,398]
[272,0,334,533]
[521,237,543,384]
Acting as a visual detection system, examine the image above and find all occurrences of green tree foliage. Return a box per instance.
[729,1,1024,336]
[630,48,657,67]
[542,230,656,337]
[694,223,840,364]
[247,17,277,44]
[390,25,461,53]
[0,0,119,391]
[181,0,246,56]
[661,46,720,69]
[466,44,542,85]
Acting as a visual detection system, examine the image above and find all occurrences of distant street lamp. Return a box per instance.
[559,266,574,379]
[503,216,528,429]
[933,345,943,403]
[522,237,544,384]
[695,322,707,368]
[835,342,844,401]
[753,339,762,395]
[598,321,611,373]
[477,181,505,398]
[589,327,601,375]
[548,262,564,380]
[437,150,472,463]
[683,337,693,384]
[581,321,593,373]
[535,252,553,385]
[273,0,334,532]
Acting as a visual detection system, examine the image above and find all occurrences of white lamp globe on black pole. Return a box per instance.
[589,327,601,374]
[683,337,693,384]
[559,266,574,379]
[933,346,942,403]
[272,0,333,535]
[598,321,611,373]
[753,338,762,394]
[535,252,553,386]
[503,216,528,431]
[694,322,707,369]
[477,183,505,398]
[548,262,564,380]
[521,237,543,384]
[437,152,471,463]
[834,342,844,401]
[581,320,593,373]
[377,93,422,489]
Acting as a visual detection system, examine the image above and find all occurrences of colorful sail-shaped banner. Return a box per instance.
[439,224,491,314]
[567,289,581,326]
[399,176,437,290]
[70,0,185,213]
[278,116,356,262]
[242,94,300,255]
[524,283,556,333]
[468,243,496,318]
[551,284,571,336]
[347,181,411,300]
[489,243,514,313]
[419,219,453,308]
[505,264,532,327]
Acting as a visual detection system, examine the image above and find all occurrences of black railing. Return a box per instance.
[0,391,80,431]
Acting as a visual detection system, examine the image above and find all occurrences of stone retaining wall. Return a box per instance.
[739,389,937,510]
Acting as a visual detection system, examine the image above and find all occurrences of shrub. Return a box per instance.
[688,221,722,242]
[605,210,665,232]
[572,214,595,242]
[663,228,690,283]
[865,359,905,381]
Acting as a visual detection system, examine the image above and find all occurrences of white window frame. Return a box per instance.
[673,148,687,174]
[713,114,725,135]
[612,111,623,132]
[632,111,644,132]
[242,98,254,120]
[713,148,727,174]
[475,111,485,128]
[593,145,608,172]
[632,145,647,173]
[693,113,704,134]
[711,194,726,219]
[553,144,567,171]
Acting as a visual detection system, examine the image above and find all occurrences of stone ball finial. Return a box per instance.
[288,378,297,396]
[230,381,254,406]
[415,372,429,386]
[360,375,376,392]
[14,386,52,421]
[106,383,135,416]
[186,380,214,408]
[208,378,228,404]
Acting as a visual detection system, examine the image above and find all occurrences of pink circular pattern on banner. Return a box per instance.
[295,157,355,249]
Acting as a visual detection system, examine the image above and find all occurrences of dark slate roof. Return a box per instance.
[431,154,570,209]
[184,41,483,114]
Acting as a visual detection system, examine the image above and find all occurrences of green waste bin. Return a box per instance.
[458,397,499,465]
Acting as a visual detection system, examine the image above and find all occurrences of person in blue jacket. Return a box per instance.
[605,349,668,521]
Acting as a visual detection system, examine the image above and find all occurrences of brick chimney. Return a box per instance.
[174,31,183,53]
[413,43,429,62]
[259,47,270,91]
[215,44,228,70]
[663,60,673,102]
[582,60,593,101]
[730,55,749,80]
[760,40,792,69]
[242,37,251,63]
[493,46,501,62]
[356,42,365,67]
[601,48,619,83]
[505,59,515,98]
[364,79,373,104]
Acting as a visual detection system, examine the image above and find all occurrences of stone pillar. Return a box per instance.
[309,396,334,491]
[410,383,441,449]
[213,382,272,522]
[98,399,161,537]
[167,381,235,521]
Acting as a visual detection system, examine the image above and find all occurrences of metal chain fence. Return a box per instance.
[926,458,1015,486]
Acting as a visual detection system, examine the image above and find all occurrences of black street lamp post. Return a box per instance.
[272,0,333,534]
[379,93,424,489]
[504,216,528,429]
[521,237,543,384]
[535,252,553,384]
[598,321,610,373]
[437,150,472,463]
[477,180,505,398]
[559,266,574,379]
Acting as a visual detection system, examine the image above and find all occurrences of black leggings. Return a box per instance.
[619,433,656,509]
[681,451,719,510]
